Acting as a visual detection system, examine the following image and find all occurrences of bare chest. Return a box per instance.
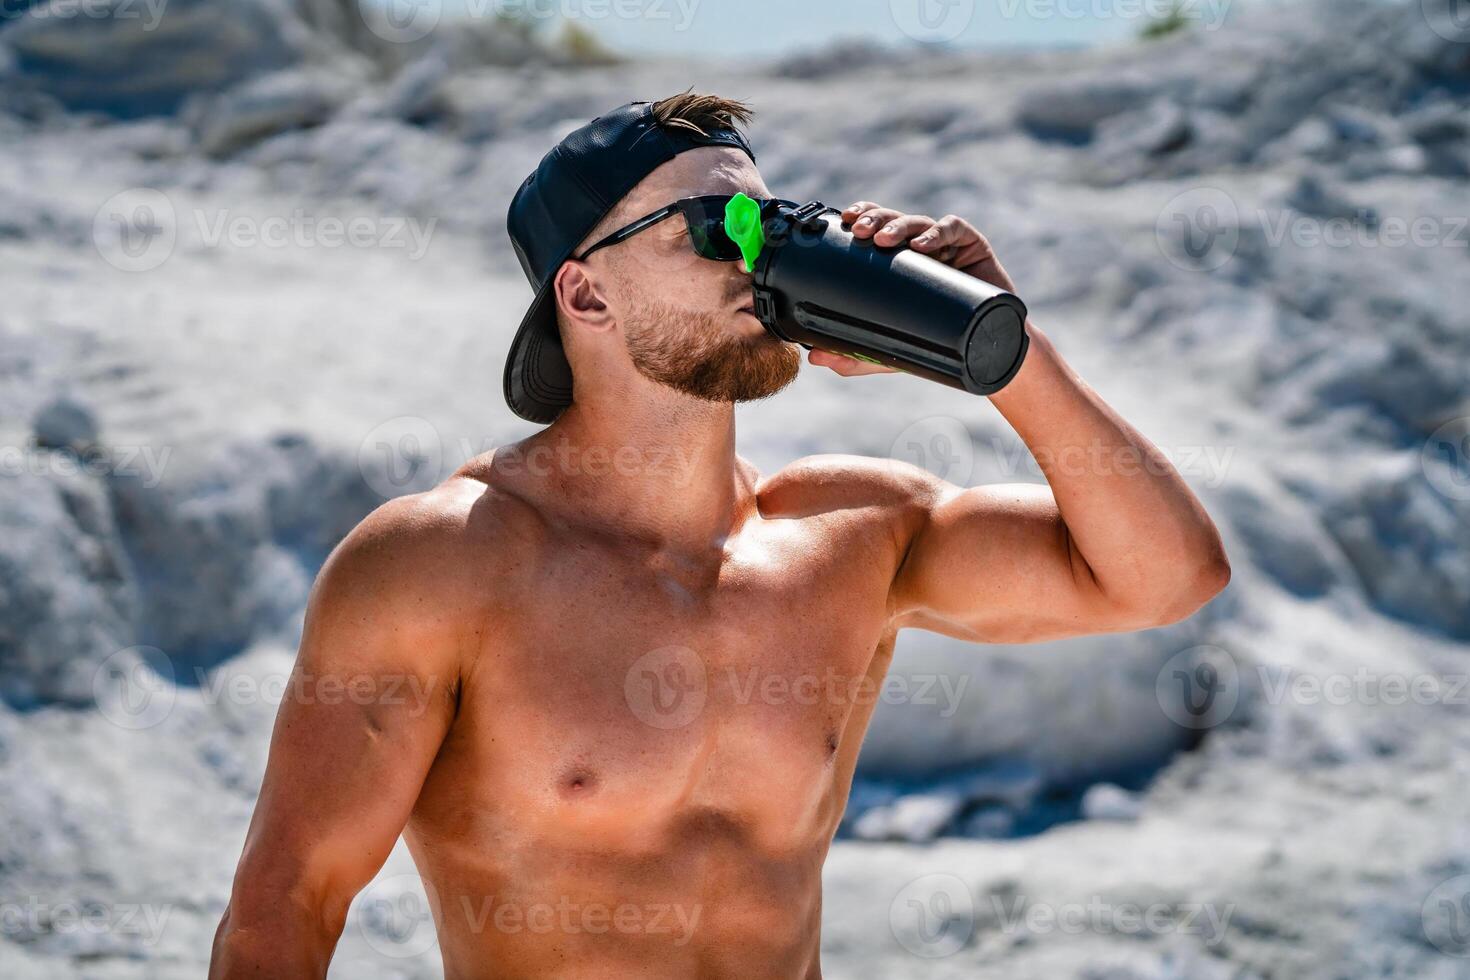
[436,513,899,851]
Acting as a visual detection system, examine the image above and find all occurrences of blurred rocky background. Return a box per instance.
[2,0,1469,977]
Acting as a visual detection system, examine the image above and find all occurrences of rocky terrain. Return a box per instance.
[1,0,1469,976]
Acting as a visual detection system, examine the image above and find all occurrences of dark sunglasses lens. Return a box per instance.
[681,197,797,261]
[692,218,740,260]
[679,198,741,261]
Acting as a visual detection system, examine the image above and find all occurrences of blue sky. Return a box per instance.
[437,0,1171,56]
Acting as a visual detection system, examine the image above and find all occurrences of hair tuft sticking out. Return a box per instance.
[651,90,754,139]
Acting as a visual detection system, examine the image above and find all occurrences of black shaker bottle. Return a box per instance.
[749,201,1030,396]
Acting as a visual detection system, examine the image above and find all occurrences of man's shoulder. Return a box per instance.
[337,476,484,560]
[756,453,946,520]
[315,470,532,621]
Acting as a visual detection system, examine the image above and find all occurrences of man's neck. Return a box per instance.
[520,390,756,554]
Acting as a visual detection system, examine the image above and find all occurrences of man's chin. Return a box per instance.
[624,302,801,404]
[728,336,802,402]
[634,335,800,405]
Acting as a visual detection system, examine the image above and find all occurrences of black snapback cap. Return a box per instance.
[504,100,757,424]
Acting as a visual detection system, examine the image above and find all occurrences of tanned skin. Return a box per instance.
[210,146,1230,979]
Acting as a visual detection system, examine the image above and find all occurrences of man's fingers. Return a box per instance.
[842,201,888,233]
[808,349,895,377]
[847,207,905,239]
[873,214,936,247]
[912,214,979,264]
[912,214,969,250]
[839,204,1017,289]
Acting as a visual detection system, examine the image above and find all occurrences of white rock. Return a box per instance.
[1081,783,1144,822]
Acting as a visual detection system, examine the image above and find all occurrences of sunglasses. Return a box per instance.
[575,194,796,264]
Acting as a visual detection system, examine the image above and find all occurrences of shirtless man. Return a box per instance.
[209,94,1229,979]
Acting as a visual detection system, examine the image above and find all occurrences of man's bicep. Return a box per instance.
[228,541,459,926]
[890,483,1117,644]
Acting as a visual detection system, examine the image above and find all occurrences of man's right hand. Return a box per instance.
[811,200,1022,380]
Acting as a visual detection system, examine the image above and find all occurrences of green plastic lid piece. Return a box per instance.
[725,192,765,273]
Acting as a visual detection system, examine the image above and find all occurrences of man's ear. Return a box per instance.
[553,260,615,334]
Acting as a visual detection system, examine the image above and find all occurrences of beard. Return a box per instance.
[622,297,801,404]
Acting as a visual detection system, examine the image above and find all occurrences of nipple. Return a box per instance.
[560,766,598,797]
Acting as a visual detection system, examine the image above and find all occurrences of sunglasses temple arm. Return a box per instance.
[573,205,681,262]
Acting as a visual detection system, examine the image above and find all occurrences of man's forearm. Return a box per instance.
[209,901,341,979]
[989,323,1229,616]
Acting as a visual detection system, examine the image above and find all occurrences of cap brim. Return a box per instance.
[503,274,573,424]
